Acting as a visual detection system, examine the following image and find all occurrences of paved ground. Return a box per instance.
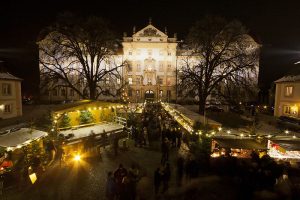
[3,139,179,200]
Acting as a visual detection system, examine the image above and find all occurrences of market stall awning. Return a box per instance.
[0,128,48,148]
[213,138,267,150]
[270,139,300,151]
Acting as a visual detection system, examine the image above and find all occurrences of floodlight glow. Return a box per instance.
[74,154,81,161]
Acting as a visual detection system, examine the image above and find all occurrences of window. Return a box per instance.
[167,63,172,70]
[159,63,164,72]
[136,90,140,97]
[128,89,132,97]
[159,90,163,97]
[167,77,171,86]
[53,89,58,96]
[4,104,12,113]
[61,89,66,96]
[148,38,152,42]
[158,76,163,85]
[148,50,152,56]
[2,83,11,96]
[129,51,132,55]
[167,52,171,56]
[136,63,141,72]
[136,77,141,85]
[70,89,75,96]
[117,78,121,84]
[167,90,171,99]
[106,77,110,84]
[285,86,293,96]
[127,62,132,72]
[284,105,291,114]
[128,77,133,85]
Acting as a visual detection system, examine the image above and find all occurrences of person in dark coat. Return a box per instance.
[114,164,128,198]
[162,163,171,193]
[105,171,116,200]
[176,157,184,186]
[154,167,162,195]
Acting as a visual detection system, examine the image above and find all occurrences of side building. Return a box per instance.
[274,75,300,118]
[0,72,22,119]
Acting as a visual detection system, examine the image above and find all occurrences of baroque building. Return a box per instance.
[39,20,259,103]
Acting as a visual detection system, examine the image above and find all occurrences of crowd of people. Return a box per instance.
[105,163,140,200]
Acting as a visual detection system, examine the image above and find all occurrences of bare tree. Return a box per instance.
[178,16,259,114]
[38,13,126,100]
[217,70,259,106]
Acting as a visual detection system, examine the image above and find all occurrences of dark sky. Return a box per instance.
[1,0,300,98]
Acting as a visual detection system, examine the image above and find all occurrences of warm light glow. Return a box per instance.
[227,130,231,134]
[263,105,267,109]
[285,130,289,134]
[6,147,12,151]
[17,145,22,149]
[218,127,222,131]
[74,154,81,161]
[240,133,244,137]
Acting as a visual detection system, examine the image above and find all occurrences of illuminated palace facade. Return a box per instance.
[40,21,259,103]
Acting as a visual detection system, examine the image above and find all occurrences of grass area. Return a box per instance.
[206,111,252,129]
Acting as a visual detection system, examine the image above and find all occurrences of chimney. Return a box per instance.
[174,33,177,39]
[133,26,136,34]
[149,17,152,25]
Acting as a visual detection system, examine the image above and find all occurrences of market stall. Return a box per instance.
[268,137,300,160]
[211,136,267,158]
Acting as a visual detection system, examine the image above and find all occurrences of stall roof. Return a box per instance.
[270,139,300,151]
[214,137,267,150]
[0,128,47,148]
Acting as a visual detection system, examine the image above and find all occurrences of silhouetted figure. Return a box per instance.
[114,164,128,198]
[162,163,171,193]
[176,157,184,186]
[154,168,162,195]
[105,171,116,200]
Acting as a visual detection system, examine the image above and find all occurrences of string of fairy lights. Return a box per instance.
[161,102,298,140]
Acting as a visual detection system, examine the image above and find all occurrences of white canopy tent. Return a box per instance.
[0,128,48,151]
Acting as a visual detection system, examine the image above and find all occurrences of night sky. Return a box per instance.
[1,0,300,101]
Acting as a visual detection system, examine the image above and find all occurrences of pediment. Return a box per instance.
[133,25,167,38]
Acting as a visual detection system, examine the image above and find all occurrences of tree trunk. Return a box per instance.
[198,97,206,115]
[89,86,97,100]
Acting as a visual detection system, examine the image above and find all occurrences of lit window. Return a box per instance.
[285,86,293,96]
[136,77,141,85]
[128,78,133,85]
[2,83,11,96]
[284,105,291,114]
[136,90,140,96]
[159,63,164,72]
[117,78,121,84]
[167,77,171,86]
[4,104,12,113]
[137,63,141,72]
[158,77,163,85]
[106,77,109,84]
[159,90,163,97]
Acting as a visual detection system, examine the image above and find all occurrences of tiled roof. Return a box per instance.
[275,75,300,83]
[0,72,22,81]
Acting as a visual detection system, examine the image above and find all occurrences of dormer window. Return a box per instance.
[285,86,293,97]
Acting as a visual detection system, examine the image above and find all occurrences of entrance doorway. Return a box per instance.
[145,90,155,101]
